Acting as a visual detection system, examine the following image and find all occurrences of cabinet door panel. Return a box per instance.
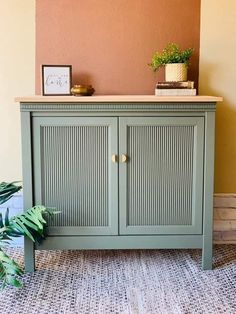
[33,117,118,235]
[119,117,204,235]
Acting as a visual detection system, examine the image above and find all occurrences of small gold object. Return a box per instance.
[71,84,95,96]
[111,154,118,163]
[120,154,128,163]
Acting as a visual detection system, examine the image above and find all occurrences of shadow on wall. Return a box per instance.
[72,72,93,87]
[200,62,236,192]
[214,101,236,193]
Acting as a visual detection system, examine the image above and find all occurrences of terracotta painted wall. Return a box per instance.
[36,0,200,95]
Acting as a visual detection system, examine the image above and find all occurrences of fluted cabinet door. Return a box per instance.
[32,117,118,236]
[119,117,204,235]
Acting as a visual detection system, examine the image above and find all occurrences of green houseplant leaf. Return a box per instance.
[0,250,23,289]
[0,181,59,289]
[0,182,22,205]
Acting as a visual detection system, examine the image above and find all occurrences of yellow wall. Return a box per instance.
[199,0,236,192]
[0,1,35,181]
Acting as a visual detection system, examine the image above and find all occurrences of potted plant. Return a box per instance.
[0,181,58,289]
[149,43,194,81]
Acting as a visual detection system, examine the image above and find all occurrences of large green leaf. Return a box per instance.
[0,182,22,205]
[10,220,35,242]
[0,250,23,289]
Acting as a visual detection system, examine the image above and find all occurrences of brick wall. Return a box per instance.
[214,194,236,243]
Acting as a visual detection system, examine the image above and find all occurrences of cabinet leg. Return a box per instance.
[202,111,215,271]
[202,239,213,270]
[24,237,35,273]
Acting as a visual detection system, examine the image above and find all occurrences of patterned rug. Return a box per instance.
[1,245,236,314]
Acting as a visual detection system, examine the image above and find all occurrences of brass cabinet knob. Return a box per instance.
[121,154,128,163]
[111,154,118,163]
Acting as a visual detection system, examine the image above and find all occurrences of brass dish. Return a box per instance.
[71,84,95,96]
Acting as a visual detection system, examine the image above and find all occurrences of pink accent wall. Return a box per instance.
[36,0,200,95]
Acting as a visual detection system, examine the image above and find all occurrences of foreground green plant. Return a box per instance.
[0,182,57,289]
[149,42,194,72]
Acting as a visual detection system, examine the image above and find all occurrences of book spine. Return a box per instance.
[155,88,197,96]
[156,81,194,89]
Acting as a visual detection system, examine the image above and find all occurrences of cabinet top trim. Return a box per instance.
[15,95,223,103]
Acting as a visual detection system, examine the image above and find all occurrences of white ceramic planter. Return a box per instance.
[165,63,187,81]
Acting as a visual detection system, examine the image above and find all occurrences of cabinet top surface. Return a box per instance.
[15,95,222,103]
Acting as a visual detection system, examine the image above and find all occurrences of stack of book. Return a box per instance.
[155,81,196,96]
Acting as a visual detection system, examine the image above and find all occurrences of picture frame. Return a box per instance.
[42,65,72,96]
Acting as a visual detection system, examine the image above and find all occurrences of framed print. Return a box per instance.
[42,65,72,95]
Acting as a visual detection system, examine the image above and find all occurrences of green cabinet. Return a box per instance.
[32,116,204,237]
[18,97,219,271]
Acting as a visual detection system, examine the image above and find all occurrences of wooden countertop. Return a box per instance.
[15,95,223,103]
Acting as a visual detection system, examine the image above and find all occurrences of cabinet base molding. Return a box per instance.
[36,235,203,250]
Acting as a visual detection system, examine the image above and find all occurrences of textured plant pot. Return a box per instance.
[165,63,187,81]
